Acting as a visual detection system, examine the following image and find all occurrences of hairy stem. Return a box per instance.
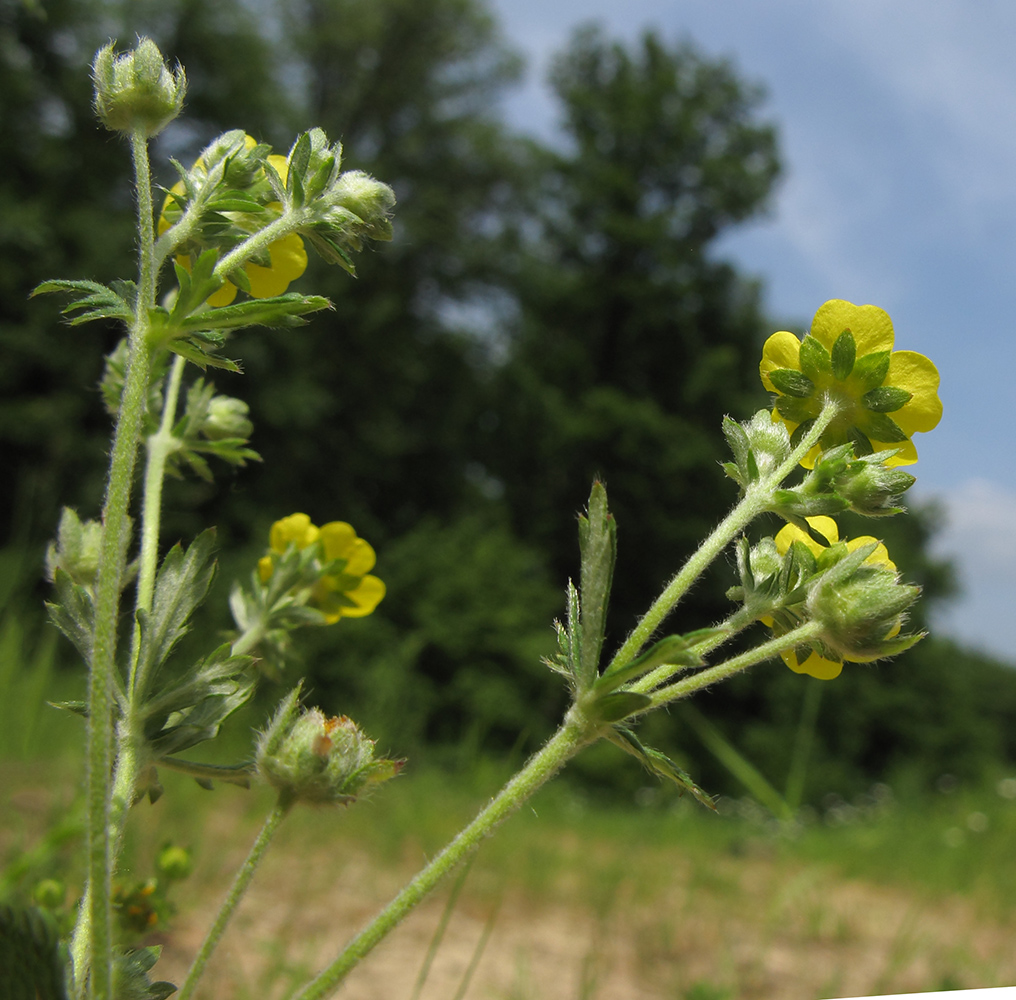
[606,401,840,673]
[648,621,825,710]
[130,353,186,700]
[177,794,293,1000]
[74,125,158,1000]
[290,719,596,1000]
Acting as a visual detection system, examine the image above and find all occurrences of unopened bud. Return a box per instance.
[92,37,186,137]
[46,507,103,586]
[256,686,403,805]
[204,396,253,441]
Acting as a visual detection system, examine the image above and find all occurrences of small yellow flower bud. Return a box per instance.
[92,37,186,137]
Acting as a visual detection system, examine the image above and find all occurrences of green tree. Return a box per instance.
[482,25,782,634]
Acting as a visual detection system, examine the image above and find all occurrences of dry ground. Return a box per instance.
[5,762,1016,1000]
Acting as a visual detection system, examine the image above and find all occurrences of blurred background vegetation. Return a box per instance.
[2,0,1012,806]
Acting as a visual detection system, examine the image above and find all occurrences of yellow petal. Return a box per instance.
[759,331,802,391]
[270,513,319,553]
[774,516,839,556]
[845,536,896,571]
[790,649,843,680]
[886,351,942,435]
[319,521,356,560]
[258,555,274,583]
[810,300,894,355]
[340,575,386,618]
[869,438,918,467]
[245,233,307,298]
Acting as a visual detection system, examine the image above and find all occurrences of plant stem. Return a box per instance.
[289,719,596,1000]
[605,401,840,674]
[177,794,293,1000]
[213,210,306,282]
[130,353,186,700]
[648,621,825,710]
[75,125,158,1000]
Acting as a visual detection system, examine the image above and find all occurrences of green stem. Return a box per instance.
[784,678,824,812]
[605,401,840,674]
[230,620,267,659]
[75,126,158,1000]
[289,719,595,1000]
[177,794,293,1000]
[130,353,186,700]
[631,606,757,694]
[213,210,306,282]
[648,621,825,710]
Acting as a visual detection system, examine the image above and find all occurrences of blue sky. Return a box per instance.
[488,0,1016,660]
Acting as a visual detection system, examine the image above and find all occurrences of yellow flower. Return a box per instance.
[159,135,307,306]
[760,300,942,468]
[768,515,896,680]
[259,513,385,622]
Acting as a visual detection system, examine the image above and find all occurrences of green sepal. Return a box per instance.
[133,530,218,702]
[862,385,912,413]
[771,488,849,518]
[830,329,856,380]
[157,756,252,789]
[607,726,715,810]
[798,335,831,381]
[287,130,312,206]
[768,368,815,398]
[304,228,358,275]
[596,631,719,693]
[0,904,68,1000]
[591,690,652,724]
[776,395,817,425]
[31,278,135,327]
[859,411,909,444]
[576,482,616,690]
[851,351,891,392]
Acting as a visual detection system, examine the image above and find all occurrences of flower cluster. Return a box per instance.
[759,516,918,680]
[159,134,307,306]
[760,299,942,467]
[258,513,385,622]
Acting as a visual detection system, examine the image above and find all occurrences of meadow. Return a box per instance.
[5,725,1016,1000]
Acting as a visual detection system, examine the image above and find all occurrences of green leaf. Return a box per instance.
[608,727,715,809]
[45,570,95,665]
[113,945,177,1000]
[167,339,242,373]
[32,279,134,327]
[134,530,218,701]
[862,385,912,413]
[830,329,856,380]
[591,690,652,723]
[0,904,68,1000]
[176,293,332,333]
[768,368,814,398]
[141,643,256,758]
[577,482,616,689]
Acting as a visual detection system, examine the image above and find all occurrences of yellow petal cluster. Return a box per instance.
[159,135,307,306]
[760,300,942,468]
[769,516,895,680]
[259,513,385,622]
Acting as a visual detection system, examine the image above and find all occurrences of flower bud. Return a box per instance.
[256,687,403,805]
[46,507,103,586]
[806,546,922,662]
[156,844,193,881]
[92,38,186,137]
[204,396,253,441]
[833,454,917,517]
